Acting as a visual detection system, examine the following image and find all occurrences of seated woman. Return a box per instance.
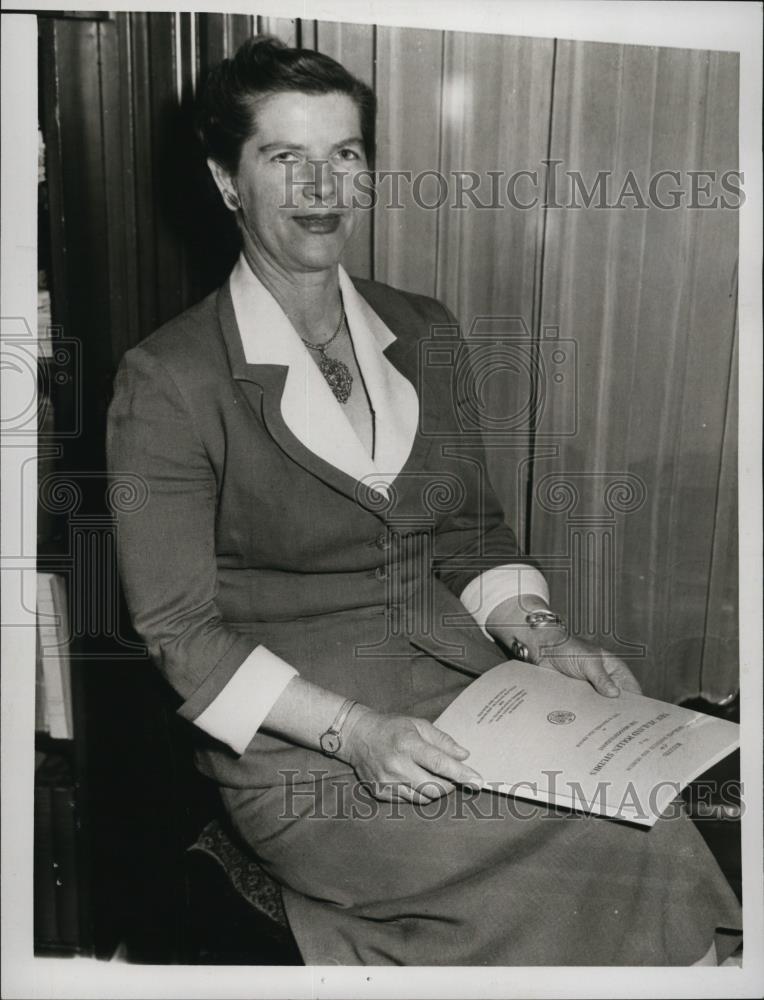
[107,36,742,966]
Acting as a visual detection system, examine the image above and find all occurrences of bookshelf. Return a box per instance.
[32,13,204,962]
[34,93,93,956]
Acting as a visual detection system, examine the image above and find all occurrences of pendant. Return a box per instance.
[318,352,353,404]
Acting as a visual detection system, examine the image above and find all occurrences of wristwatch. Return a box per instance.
[319,698,357,757]
[525,610,566,629]
[510,611,567,663]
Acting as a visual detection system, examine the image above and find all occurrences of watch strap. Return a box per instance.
[319,698,357,756]
[525,610,566,630]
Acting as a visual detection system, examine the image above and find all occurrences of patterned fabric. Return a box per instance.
[188,819,288,928]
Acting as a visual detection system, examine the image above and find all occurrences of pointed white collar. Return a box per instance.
[228,255,418,498]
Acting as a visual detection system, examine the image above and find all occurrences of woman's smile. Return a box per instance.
[292,213,344,235]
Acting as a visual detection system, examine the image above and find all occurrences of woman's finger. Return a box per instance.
[423,723,471,759]
[405,763,455,800]
[581,656,620,696]
[415,743,482,788]
[606,659,642,694]
[364,780,396,802]
[382,776,442,804]
[394,781,435,805]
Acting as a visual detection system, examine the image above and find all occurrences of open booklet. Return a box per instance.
[434,661,739,826]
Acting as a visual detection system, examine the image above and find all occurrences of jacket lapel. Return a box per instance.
[355,280,451,494]
[215,268,452,519]
[355,278,452,450]
[216,281,387,515]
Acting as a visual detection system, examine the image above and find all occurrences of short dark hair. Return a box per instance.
[197,35,376,174]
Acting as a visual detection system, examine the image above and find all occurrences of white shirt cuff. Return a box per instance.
[459,564,550,639]
[192,645,298,755]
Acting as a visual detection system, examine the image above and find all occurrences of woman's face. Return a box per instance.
[215,90,368,275]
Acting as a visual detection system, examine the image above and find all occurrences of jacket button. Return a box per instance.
[375,533,390,550]
[375,565,388,581]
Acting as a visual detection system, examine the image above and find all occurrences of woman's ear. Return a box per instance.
[207,158,241,212]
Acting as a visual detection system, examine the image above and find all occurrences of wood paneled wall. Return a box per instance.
[41,13,739,702]
[536,42,739,700]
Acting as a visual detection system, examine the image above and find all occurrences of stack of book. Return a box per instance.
[35,572,73,740]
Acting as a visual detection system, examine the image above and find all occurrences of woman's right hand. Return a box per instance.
[341,706,483,804]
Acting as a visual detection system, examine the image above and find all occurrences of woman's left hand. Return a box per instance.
[532,633,642,697]
[489,621,642,697]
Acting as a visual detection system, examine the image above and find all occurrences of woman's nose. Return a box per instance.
[297,158,336,205]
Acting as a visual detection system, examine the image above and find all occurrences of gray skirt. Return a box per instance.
[214,586,742,966]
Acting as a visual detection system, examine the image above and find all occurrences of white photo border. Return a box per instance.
[2,2,761,998]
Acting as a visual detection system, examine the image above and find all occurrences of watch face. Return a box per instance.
[320,731,341,755]
[528,611,556,624]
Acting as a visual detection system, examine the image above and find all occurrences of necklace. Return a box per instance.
[301,307,353,404]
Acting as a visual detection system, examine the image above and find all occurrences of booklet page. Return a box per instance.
[435,661,739,826]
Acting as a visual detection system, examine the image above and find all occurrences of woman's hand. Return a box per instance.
[485,595,642,697]
[488,619,642,697]
[532,632,643,697]
[341,707,483,804]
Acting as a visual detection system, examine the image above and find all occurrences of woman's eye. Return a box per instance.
[272,151,300,163]
[337,148,361,161]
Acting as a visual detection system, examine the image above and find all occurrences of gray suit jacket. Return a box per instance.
[107,273,520,786]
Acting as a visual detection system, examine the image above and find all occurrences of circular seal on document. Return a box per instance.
[547,710,576,725]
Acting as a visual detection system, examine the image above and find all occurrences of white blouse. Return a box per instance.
[193,256,550,754]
